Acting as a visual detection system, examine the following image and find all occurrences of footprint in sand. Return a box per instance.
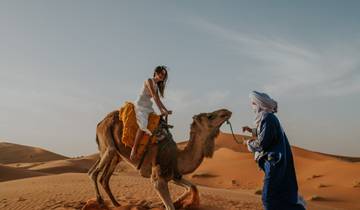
[17,197,26,202]
[81,199,164,210]
[353,180,360,188]
[254,189,262,195]
[191,172,218,178]
[308,195,326,201]
[317,183,330,188]
[307,174,323,180]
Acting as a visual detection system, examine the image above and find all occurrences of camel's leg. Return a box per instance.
[172,178,200,209]
[88,157,100,176]
[151,165,175,210]
[99,159,111,185]
[87,157,101,202]
[89,164,102,203]
[89,146,116,204]
[100,155,121,207]
[171,178,194,201]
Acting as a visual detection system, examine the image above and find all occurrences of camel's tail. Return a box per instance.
[95,134,100,151]
[95,121,101,151]
[87,127,101,175]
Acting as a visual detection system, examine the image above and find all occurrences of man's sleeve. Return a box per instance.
[247,116,275,152]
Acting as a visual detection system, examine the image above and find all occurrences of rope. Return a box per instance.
[226,120,244,145]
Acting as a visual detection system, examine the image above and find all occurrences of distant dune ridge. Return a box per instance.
[0,133,359,210]
[0,141,68,164]
[0,164,48,182]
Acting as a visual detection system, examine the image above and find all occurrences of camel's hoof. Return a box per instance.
[97,197,104,203]
[81,198,111,210]
[112,200,121,207]
[97,197,107,208]
[174,186,200,209]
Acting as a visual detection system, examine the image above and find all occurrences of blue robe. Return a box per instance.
[248,113,306,210]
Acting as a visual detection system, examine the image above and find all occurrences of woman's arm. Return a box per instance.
[146,79,168,114]
[247,115,275,152]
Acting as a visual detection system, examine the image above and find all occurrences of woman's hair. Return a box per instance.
[153,65,168,98]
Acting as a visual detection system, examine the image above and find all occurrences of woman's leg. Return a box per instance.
[130,128,145,160]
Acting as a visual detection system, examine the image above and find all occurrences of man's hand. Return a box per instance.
[243,138,255,145]
[242,126,252,133]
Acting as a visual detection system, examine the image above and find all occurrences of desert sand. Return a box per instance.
[0,133,359,210]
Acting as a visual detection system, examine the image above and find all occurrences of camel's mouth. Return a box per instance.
[216,109,232,127]
[220,110,232,121]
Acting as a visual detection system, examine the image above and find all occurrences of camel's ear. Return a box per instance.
[192,114,197,120]
[194,119,202,128]
[193,117,202,128]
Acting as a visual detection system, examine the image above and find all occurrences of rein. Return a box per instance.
[226,120,244,145]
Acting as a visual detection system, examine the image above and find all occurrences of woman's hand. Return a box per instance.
[161,110,172,116]
[242,126,252,133]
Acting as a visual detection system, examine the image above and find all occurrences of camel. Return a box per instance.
[88,108,232,210]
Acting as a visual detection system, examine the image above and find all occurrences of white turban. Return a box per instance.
[249,91,278,127]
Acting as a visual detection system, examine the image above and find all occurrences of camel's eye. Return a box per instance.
[207,114,215,120]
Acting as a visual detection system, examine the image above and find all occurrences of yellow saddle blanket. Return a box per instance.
[119,102,160,158]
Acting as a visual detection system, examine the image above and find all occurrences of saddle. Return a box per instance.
[119,102,181,180]
[119,102,160,159]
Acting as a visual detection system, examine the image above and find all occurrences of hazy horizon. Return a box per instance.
[1,1,359,157]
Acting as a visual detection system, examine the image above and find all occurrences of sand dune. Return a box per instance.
[3,152,136,181]
[0,135,359,210]
[5,154,99,174]
[214,132,252,152]
[0,164,48,182]
[0,142,68,164]
[214,132,357,162]
[0,173,333,210]
[189,132,360,210]
[187,147,262,190]
[25,157,97,174]
[188,149,360,209]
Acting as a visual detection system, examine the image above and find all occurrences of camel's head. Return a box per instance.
[191,109,232,158]
[192,109,232,129]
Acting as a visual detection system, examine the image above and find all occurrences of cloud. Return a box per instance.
[166,88,230,112]
[187,17,360,97]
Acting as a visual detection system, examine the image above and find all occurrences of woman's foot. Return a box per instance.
[130,147,137,160]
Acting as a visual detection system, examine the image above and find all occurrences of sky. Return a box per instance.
[0,0,359,157]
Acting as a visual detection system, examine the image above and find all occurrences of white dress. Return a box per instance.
[135,79,157,135]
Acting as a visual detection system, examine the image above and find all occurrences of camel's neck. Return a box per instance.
[177,132,208,175]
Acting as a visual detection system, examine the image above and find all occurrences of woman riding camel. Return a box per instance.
[130,65,172,160]
[242,91,306,210]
